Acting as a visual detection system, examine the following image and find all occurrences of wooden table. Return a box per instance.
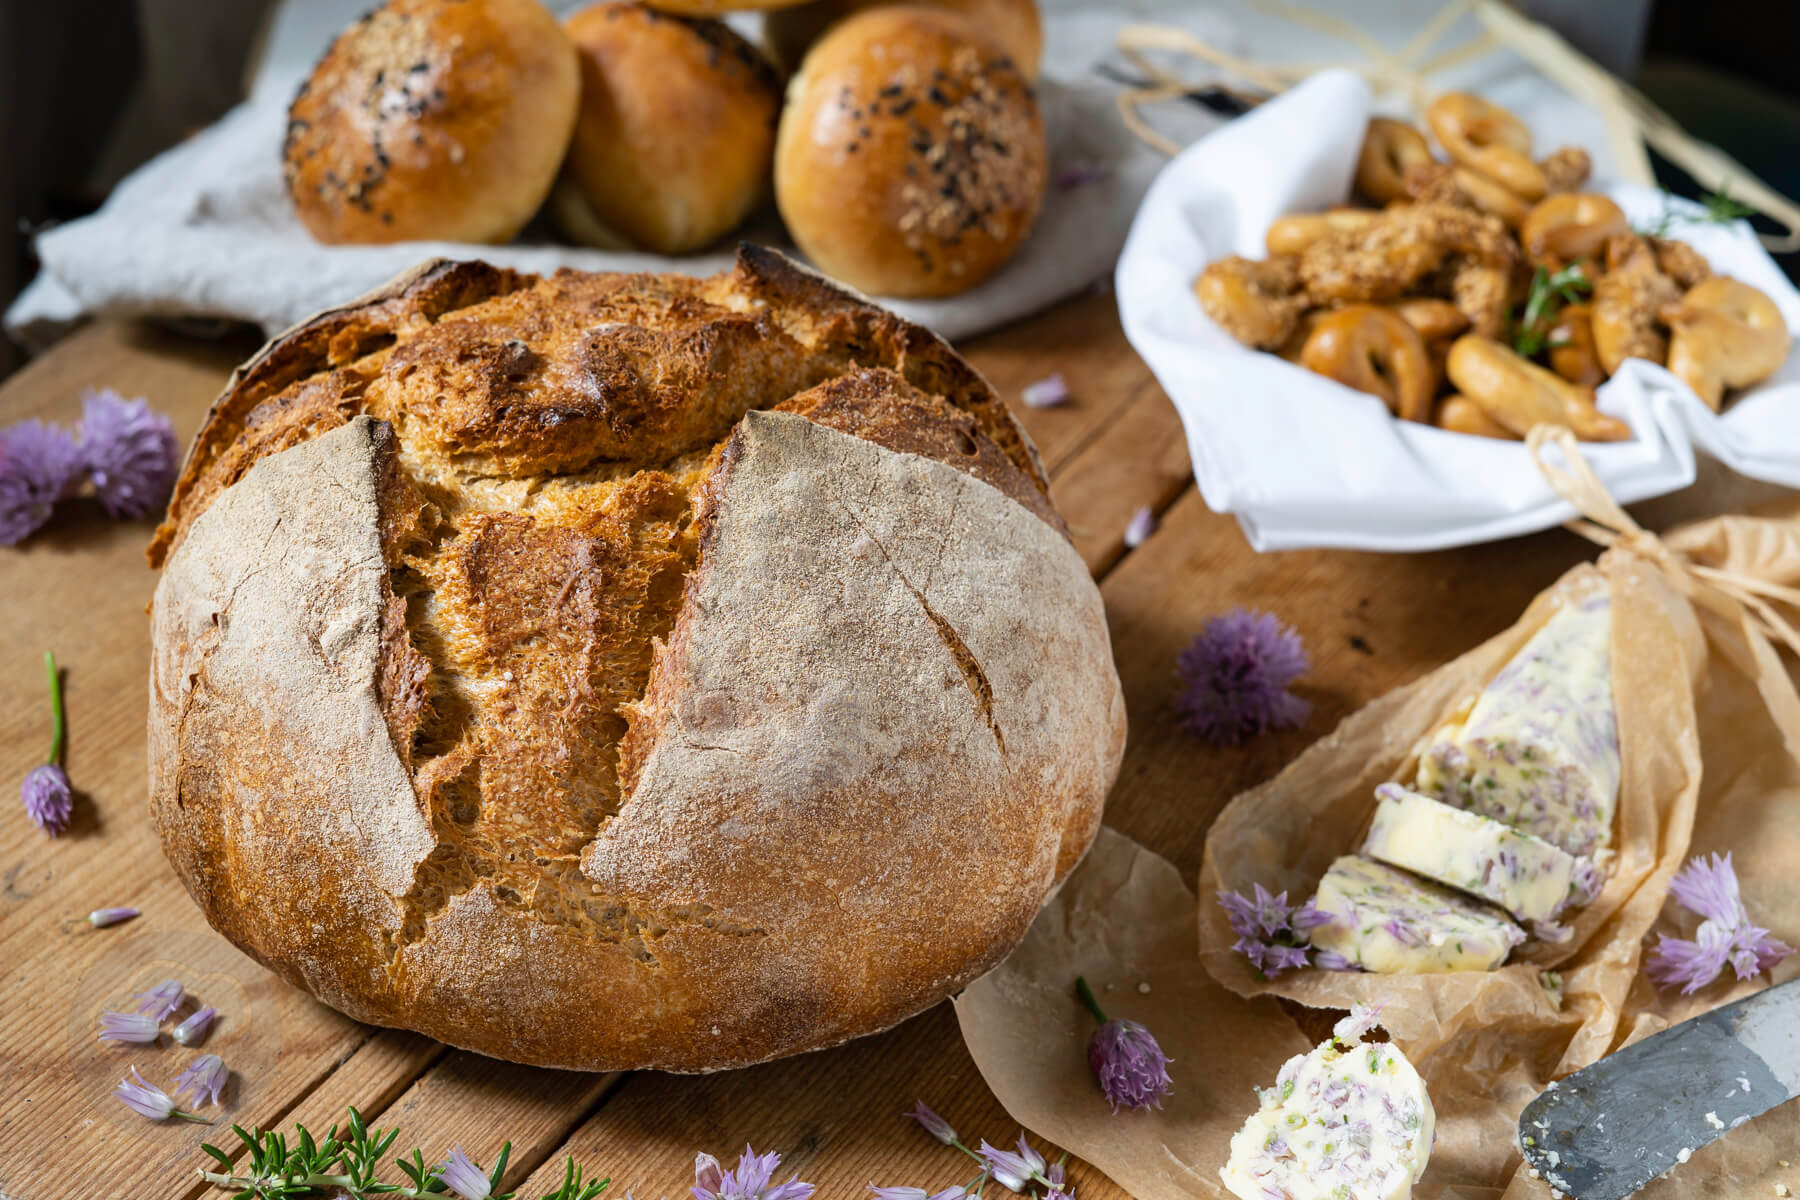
[0,298,1707,1200]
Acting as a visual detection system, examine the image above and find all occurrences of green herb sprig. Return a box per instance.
[1511,264,1594,358]
[1636,184,1758,239]
[194,1107,607,1200]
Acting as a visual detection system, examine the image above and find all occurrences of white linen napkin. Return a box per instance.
[1116,70,1800,553]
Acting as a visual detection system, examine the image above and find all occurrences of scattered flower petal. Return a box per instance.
[89,906,139,928]
[1218,884,1329,977]
[692,1145,814,1200]
[134,978,185,1021]
[76,389,179,519]
[976,1137,1046,1193]
[1054,163,1112,190]
[905,1100,957,1146]
[869,1188,929,1200]
[1648,853,1794,993]
[174,1004,217,1046]
[114,1066,176,1120]
[1175,608,1311,745]
[434,1146,492,1200]
[1020,373,1071,409]
[175,1052,228,1108]
[21,763,72,836]
[0,419,81,545]
[1088,1019,1174,1111]
[98,1010,161,1044]
[1312,948,1359,971]
[1123,505,1156,548]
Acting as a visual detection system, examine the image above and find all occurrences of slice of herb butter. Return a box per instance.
[1417,589,1619,857]
[1363,783,1581,924]
[1222,1006,1436,1200]
[1309,855,1525,973]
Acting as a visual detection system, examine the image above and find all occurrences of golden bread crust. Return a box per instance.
[148,248,1122,1071]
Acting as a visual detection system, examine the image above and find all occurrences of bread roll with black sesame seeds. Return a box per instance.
[765,0,1042,80]
[284,0,579,245]
[555,2,783,255]
[774,6,1047,299]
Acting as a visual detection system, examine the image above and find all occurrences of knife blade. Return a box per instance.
[1518,977,1800,1199]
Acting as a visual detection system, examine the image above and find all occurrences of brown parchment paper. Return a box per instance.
[955,827,1313,1199]
[956,504,1800,1200]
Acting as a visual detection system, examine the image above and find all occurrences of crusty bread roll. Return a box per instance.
[556,3,782,255]
[643,0,811,11]
[284,0,578,245]
[775,7,1047,298]
[147,247,1125,1074]
[766,0,1043,79]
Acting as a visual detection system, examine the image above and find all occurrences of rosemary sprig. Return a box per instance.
[194,1107,607,1200]
[1511,263,1593,358]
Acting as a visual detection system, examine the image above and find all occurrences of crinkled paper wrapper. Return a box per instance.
[958,503,1800,1199]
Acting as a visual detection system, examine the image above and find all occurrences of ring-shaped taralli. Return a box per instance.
[1299,305,1437,423]
[1356,118,1434,205]
[1195,255,1307,350]
[1660,277,1793,411]
[1547,303,1606,388]
[1427,91,1547,202]
[1266,210,1380,257]
[1444,334,1630,441]
[1435,394,1518,439]
[1520,193,1629,267]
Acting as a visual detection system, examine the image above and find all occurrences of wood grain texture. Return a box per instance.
[0,300,1677,1200]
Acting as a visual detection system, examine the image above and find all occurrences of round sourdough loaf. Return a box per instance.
[146,247,1125,1072]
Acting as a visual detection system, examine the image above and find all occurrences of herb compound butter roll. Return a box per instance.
[1364,784,1581,924]
[1222,1007,1435,1200]
[1309,855,1525,974]
[1417,589,1619,857]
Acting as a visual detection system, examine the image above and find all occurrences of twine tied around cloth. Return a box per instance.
[1114,0,1800,252]
[1527,423,1800,756]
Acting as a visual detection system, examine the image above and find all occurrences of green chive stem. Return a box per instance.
[44,651,64,765]
[1075,975,1109,1025]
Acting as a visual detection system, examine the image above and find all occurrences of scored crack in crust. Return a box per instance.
[148,246,1120,1072]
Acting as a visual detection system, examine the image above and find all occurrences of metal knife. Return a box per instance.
[1518,977,1800,1199]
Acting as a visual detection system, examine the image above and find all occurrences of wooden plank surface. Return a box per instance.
[0,300,1706,1200]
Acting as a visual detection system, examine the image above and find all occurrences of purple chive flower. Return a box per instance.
[0,419,81,545]
[174,1004,217,1046]
[21,764,72,836]
[89,906,139,927]
[693,1146,815,1200]
[134,978,185,1021]
[434,1146,493,1200]
[98,1010,161,1044]
[1218,884,1330,978]
[905,1100,957,1146]
[22,651,73,836]
[76,389,179,519]
[1021,373,1071,409]
[1074,977,1173,1112]
[1175,608,1311,745]
[977,1136,1047,1193]
[1648,853,1795,994]
[1123,506,1156,548]
[1042,1159,1073,1200]
[113,1066,209,1123]
[175,1052,228,1108]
